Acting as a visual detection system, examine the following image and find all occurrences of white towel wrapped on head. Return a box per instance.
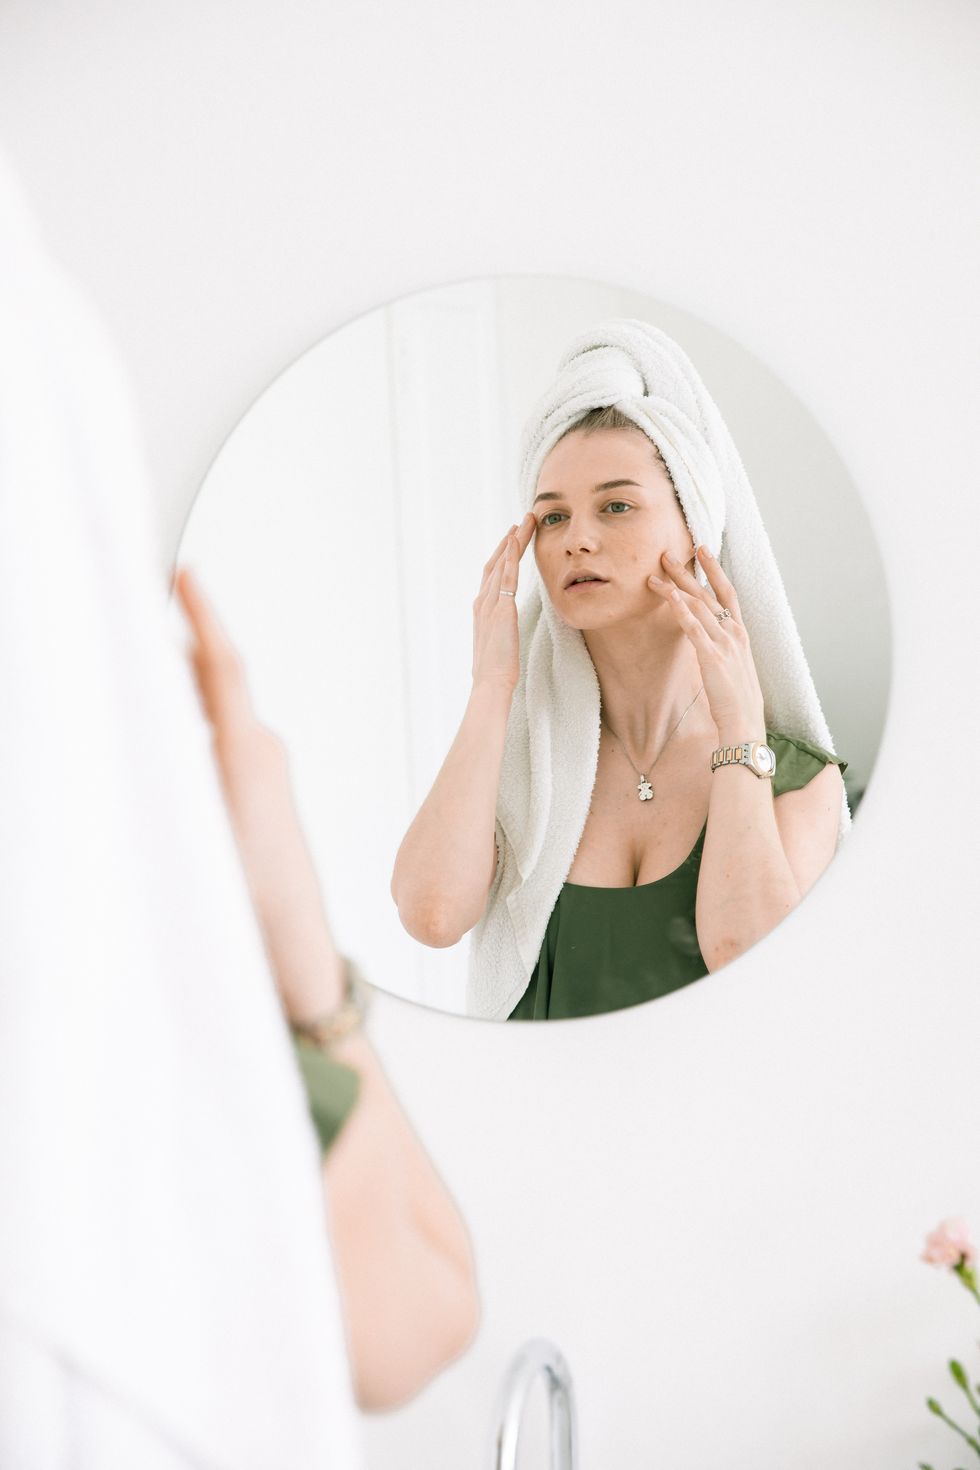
[466,317,850,1021]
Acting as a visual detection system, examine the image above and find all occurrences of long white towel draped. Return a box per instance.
[467,318,850,1020]
[0,156,361,1469]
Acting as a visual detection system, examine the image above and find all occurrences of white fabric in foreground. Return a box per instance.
[0,1317,214,1470]
[467,318,850,1020]
[0,156,361,1469]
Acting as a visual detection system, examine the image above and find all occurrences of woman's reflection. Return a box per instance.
[391,321,849,1021]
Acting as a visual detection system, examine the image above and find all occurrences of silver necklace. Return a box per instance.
[600,685,705,802]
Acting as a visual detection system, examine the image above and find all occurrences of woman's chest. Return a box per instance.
[564,738,714,888]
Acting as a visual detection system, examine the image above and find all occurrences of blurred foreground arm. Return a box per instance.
[174,566,479,1411]
[322,1028,479,1409]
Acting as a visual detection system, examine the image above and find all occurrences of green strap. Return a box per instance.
[292,1035,361,1155]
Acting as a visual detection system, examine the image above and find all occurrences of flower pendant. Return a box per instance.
[637,776,654,802]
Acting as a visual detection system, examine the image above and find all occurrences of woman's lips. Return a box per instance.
[564,577,608,592]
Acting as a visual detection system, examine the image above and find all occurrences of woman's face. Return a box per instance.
[531,427,695,630]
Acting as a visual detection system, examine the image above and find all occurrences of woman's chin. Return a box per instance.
[556,606,619,634]
[552,603,597,632]
[554,594,673,635]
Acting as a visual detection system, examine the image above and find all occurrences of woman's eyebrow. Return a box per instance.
[532,478,642,505]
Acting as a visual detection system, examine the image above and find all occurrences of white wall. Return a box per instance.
[0,4,976,1467]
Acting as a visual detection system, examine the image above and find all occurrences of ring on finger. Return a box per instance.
[714,606,732,623]
[499,589,516,598]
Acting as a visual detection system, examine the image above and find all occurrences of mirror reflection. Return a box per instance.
[176,277,889,1018]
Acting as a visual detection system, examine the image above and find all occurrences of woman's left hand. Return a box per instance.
[648,546,766,743]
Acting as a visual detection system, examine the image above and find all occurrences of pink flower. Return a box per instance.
[921,1218,977,1269]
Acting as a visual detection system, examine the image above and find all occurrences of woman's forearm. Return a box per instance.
[255,799,480,1408]
[695,750,801,971]
[324,1033,480,1411]
[178,568,480,1407]
[258,808,480,1410]
[237,739,349,1023]
[390,679,514,947]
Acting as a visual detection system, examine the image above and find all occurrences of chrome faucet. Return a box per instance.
[485,1338,578,1470]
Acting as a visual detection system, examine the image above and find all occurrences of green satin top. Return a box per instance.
[507,732,847,1023]
[293,1036,361,1154]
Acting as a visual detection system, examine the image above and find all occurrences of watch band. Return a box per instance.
[291,955,372,1051]
[710,740,776,778]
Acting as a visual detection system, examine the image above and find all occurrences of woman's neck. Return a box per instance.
[584,607,715,761]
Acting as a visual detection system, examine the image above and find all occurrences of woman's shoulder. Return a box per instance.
[765,729,847,800]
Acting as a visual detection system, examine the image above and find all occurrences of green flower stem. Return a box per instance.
[954,1261,980,1308]
[950,1361,980,1422]
[926,1398,980,1458]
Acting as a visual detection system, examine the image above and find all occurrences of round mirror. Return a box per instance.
[175,275,889,1018]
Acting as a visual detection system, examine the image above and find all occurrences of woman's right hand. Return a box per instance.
[174,565,347,1020]
[470,511,536,693]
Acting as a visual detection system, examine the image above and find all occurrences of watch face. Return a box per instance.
[754,744,776,776]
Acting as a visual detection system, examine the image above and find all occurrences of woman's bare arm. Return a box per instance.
[695,754,842,971]
[649,546,844,972]
[390,681,512,947]
[323,1030,479,1410]
[174,566,479,1410]
[772,761,843,895]
[390,513,535,948]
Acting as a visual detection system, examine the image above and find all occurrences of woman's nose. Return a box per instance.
[562,517,600,553]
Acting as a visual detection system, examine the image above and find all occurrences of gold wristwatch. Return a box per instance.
[710,740,776,779]
[290,955,372,1051]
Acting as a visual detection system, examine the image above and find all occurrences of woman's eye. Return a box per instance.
[540,503,631,527]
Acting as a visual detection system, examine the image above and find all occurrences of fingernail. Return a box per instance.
[663,552,677,564]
